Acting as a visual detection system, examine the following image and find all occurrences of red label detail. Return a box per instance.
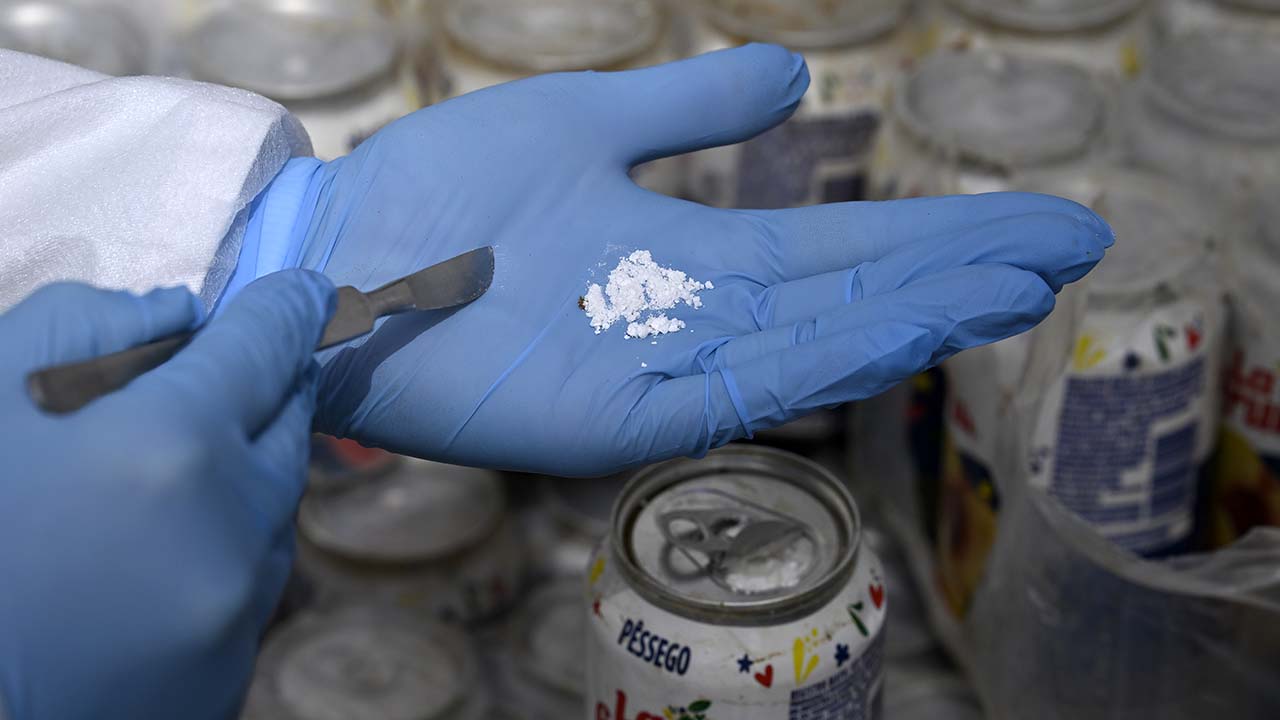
[870,583,885,610]
[1225,350,1280,435]
[595,691,663,720]
[1186,325,1202,351]
[754,664,774,688]
[952,400,976,436]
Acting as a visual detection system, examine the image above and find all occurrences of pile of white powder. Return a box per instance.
[582,250,712,339]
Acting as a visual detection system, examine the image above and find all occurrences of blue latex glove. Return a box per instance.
[249,43,1112,476]
[0,272,334,720]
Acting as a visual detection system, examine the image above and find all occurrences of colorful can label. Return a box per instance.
[585,447,886,719]
[1028,299,1223,554]
[1208,341,1280,544]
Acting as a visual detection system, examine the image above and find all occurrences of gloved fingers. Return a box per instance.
[732,192,1113,283]
[641,321,939,455]
[586,43,809,166]
[248,365,320,530]
[0,283,201,376]
[715,264,1055,371]
[132,270,336,438]
[748,213,1097,329]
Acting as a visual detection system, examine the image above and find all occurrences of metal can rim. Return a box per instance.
[698,0,911,50]
[609,444,862,626]
[442,0,662,74]
[1142,32,1280,143]
[892,50,1104,170]
[944,0,1145,34]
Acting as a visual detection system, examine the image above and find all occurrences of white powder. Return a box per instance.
[722,540,814,595]
[640,362,648,368]
[583,250,711,340]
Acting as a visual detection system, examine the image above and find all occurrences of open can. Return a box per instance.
[587,445,887,718]
[296,457,523,625]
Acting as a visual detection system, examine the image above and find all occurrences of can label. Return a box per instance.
[688,30,908,208]
[586,549,886,719]
[1028,299,1222,554]
[1208,347,1280,545]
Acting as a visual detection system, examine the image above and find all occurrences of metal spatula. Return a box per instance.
[27,247,495,415]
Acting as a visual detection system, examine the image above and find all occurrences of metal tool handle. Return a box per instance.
[26,333,192,415]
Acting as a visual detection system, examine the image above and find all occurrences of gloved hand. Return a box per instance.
[250,43,1112,476]
[0,272,334,720]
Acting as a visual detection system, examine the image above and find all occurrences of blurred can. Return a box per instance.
[587,446,886,719]
[687,0,918,209]
[1209,193,1280,545]
[919,0,1147,78]
[186,0,423,160]
[1150,0,1280,48]
[528,473,629,580]
[1024,167,1225,556]
[1121,29,1280,199]
[433,0,683,196]
[870,48,1106,199]
[0,0,147,75]
[489,581,585,719]
[242,604,490,720]
[296,458,523,625]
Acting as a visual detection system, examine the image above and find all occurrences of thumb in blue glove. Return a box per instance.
[241,43,1113,476]
[0,271,334,720]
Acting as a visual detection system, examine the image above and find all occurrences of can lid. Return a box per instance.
[701,0,910,49]
[614,445,859,625]
[186,0,397,101]
[244,605,474,720]
[1145,30,1280,142]
[443,0,660,73]
[945,0,1144,33]
[1023,167,1212,295]
[0,0,146,76]
[896,50,1102,169]
[511,581,585,696]
[298,458,505,563]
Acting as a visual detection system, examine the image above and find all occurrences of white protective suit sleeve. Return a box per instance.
[0,50,311,312]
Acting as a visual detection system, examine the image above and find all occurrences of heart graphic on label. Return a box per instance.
[754,665,773,688]
[1186,325,1202,351]
[870,583,885,609]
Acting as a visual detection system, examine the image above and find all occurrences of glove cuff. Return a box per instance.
[222,156,326,304]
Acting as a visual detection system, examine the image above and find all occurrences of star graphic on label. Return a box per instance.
[737,654,753,673]
[835,644,850,667]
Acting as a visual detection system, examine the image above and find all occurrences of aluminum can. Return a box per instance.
[687,0,917,209]
[433,0,683,196]
[918,0,1147,78]
[1149,0,1280,48]
[0,0,147,75]
[586,446,886,719]
[1023,167,1225,555]
[529,473,630,580]
[185,0,423,161]
[487,580,586,719]
[870,48,1106,200]
[242,604,490,720]
[1121,29,1280,200]
[296,457,523,625]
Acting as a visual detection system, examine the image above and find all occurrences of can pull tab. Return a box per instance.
[659,509,806,563]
